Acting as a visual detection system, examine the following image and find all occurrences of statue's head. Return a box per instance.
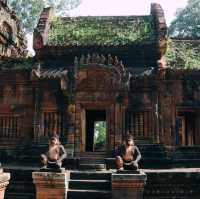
[125,134,134,146]
[50,135,59,145]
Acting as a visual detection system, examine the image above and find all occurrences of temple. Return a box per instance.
[1,1,200,198]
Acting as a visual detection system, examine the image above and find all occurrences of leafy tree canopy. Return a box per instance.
[169,0,200,38]
[166,39,200,69]
[8,0,81,33]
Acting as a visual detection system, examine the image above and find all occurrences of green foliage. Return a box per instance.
[169,0,200,38]
[11,57,35,70]
[8,0,81,33]
[0,57,36,70]
[45,0,81,16]
[8,0,45,33]
[166,39,200,69]
[48,16,156,46]
[94,121,106,151]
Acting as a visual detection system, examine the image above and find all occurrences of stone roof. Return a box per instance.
[47,15,156,46]
[33,3,167,68]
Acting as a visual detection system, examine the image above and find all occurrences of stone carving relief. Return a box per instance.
[75,53,130,91]
[74,54,130,102]
[0,1,27,58]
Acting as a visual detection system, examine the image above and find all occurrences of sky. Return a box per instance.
[28,0,189,54]
[69,0,188,25]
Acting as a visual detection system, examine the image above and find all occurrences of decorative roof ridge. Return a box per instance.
[61,15,151,19]
[74,53,125,69]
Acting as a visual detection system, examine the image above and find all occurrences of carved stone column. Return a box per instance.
[32,80,42,142]
[112,171,147,199]
[0,168,10,199]
[32,171,70,199]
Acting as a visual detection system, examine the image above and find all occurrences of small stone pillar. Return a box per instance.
[112,171,147,199]
[0,168,10,199]
[32,171,70,199]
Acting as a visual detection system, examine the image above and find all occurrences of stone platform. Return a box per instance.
[32,170,70,199]
[3,164,200,199]
[112,170,147,199]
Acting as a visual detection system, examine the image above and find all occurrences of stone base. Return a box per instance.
[112,170,147,199]
[32,171,70,199]
[39,167,65,173]
[0,169,10,199]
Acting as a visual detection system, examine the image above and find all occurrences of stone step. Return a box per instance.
[67,189,111,199]
[70,171,111,181]
[80,152,106,155]
[5,193,35,199]
[79,164,106,170]
[69,179,111,190]
[4,168,35,199]
[141,152,167,158]
[79,158,105,164]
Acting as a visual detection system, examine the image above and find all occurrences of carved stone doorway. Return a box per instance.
[85,110,106,152]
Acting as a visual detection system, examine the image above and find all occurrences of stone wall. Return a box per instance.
[0,70,33,148]
[0,1,27,58]
[144,170,200,199]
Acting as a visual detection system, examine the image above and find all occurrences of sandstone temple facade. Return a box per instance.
[1,1,200,198]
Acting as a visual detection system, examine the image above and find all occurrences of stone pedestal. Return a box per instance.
[0,169,10,199]
[32,171,70,199]
[112,171,147,199]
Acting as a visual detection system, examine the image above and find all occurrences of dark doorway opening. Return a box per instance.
[86,110,106,152]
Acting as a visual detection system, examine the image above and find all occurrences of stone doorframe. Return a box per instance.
[74,103,112,154]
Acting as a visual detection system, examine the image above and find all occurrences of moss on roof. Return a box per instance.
[48,16,156,46]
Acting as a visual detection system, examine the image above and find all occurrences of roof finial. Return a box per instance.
[74,56,79,66]
[80,55,85,65]
[114,56,119,66]
[100,54,106,64]
[107,54,113,65]
[86,54,91,64]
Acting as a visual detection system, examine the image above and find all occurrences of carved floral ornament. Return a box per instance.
[74,53,131,91]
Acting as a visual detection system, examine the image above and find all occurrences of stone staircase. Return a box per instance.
[172,146,200,167]
[79,152,106,170]
[105,144,171,169]
[138,144,171,169]
[4,168,36,199]
[68,171,111,199]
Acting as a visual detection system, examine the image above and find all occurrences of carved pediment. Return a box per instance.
[75,54,130,92]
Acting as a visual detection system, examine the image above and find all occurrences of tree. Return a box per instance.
[169,0,200,38]
[166,39,200,69]
[94,121,106,151]
[8,0,81,33]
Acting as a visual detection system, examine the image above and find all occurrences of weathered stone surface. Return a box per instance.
[112,171,147,199]
[32,171,70,199]
[0,1,27,58]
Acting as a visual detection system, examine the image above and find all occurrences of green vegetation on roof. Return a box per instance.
[48,16,156,46]
[166,39,200,69]
[0,57,35,70]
